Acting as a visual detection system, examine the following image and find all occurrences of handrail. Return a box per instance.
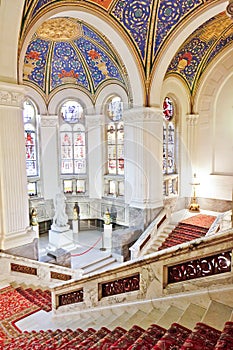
[207,210,232,235]
[51,227,233,315]
[129,208,169,259]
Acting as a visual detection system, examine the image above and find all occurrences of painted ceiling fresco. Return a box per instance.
[23,18,127,99]
[167,12,233,93]
[21,0,209,69]
[21,0,232,100]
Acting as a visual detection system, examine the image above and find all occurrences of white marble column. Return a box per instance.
[40,115,60,199]
[86,115,103,199]
[124,107,163,209]
[0,82,36,249]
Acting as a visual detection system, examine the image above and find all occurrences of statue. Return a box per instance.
[73,202,80,220]
[52,193,68,228]
[104,209,111,225]
[30,208,38,226]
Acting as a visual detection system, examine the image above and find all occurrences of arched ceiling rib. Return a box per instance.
[20,0,232,104]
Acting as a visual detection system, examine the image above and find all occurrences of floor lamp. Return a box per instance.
[189,173,200,212]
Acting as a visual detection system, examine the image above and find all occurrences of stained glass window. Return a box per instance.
[23,99,39,178]
[106,97,124,176]
[60,100,83,123]
[60,100,87,194]
[105,96,124,197]
[163,97,176,175]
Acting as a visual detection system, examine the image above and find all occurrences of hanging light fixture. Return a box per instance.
[189,173,200,212]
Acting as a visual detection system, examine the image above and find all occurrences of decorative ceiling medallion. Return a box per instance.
[36,18,81,41]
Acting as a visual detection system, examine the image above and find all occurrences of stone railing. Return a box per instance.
[129,208,169,260]
[207,210,232,236]
[51,227,233,315]
[0,252,81,288]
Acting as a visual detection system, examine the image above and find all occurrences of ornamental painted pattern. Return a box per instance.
[154,0,203,59]
[23,39,49,90]
[74,37,124,88]
[166,12,233,93]
[23,18,125,97]
[111,0,153,61]
[51,42,89,90]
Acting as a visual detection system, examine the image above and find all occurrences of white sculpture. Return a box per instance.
[52,193,69,229]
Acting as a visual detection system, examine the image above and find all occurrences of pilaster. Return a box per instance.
[0,82,36,250]
[186,113,199,172]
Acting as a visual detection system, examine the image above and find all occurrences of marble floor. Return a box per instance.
[38,227,120,271]
[37,209,223,271]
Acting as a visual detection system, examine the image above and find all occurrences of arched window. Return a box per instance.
[162,97,178,197]
[104,96,124,197]
[23,99,39,196]
[59,100,87,194]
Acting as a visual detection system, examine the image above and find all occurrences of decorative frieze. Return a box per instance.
[11,263,37,275]
[40,115,58,127]
[58,289,84,306]
[100,273,140,298]
[50,271,72,281]
[168,250,231,284]
[0,84,25,107]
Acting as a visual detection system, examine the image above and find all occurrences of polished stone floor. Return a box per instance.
[38,227,120,271]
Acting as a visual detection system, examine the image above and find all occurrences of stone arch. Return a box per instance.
[149,1,228,108]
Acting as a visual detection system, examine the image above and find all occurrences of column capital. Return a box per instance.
[0,82,25,107]
[41,114,58,127]
[186,113,199,126]
[123,107,163,123]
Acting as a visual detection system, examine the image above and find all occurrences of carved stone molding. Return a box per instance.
[226,1,233,19]
[0,85,25,107]
[124,107,162,123]
[40,115,58,127]
[186,113,199,126]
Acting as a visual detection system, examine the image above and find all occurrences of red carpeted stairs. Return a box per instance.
[15,286,52,312]
[214,321,233,349]
[1,321,233,349]
[158,214,216,250]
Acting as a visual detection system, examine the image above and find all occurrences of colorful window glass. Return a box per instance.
[163,97,176,174]
[108,96,123,121]
[23,100,38,178]
[60,100,87,194]
[60,100,83,123]
[60,124,86,175]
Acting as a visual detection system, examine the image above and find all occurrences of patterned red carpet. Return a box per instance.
[181,214,216,229]
[0,286,40,344]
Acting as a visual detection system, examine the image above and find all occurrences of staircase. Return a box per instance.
[144,224,176,255]
[79,255,119,275]
[1,282,233,348]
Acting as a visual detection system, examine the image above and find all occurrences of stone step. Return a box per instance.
[201,300,233,330]
[177,303,207,329]
[123,309,148,329]
[80,255,117,275]
[156,305,184,329]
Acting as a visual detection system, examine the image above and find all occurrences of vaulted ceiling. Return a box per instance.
[20,0,233,102]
